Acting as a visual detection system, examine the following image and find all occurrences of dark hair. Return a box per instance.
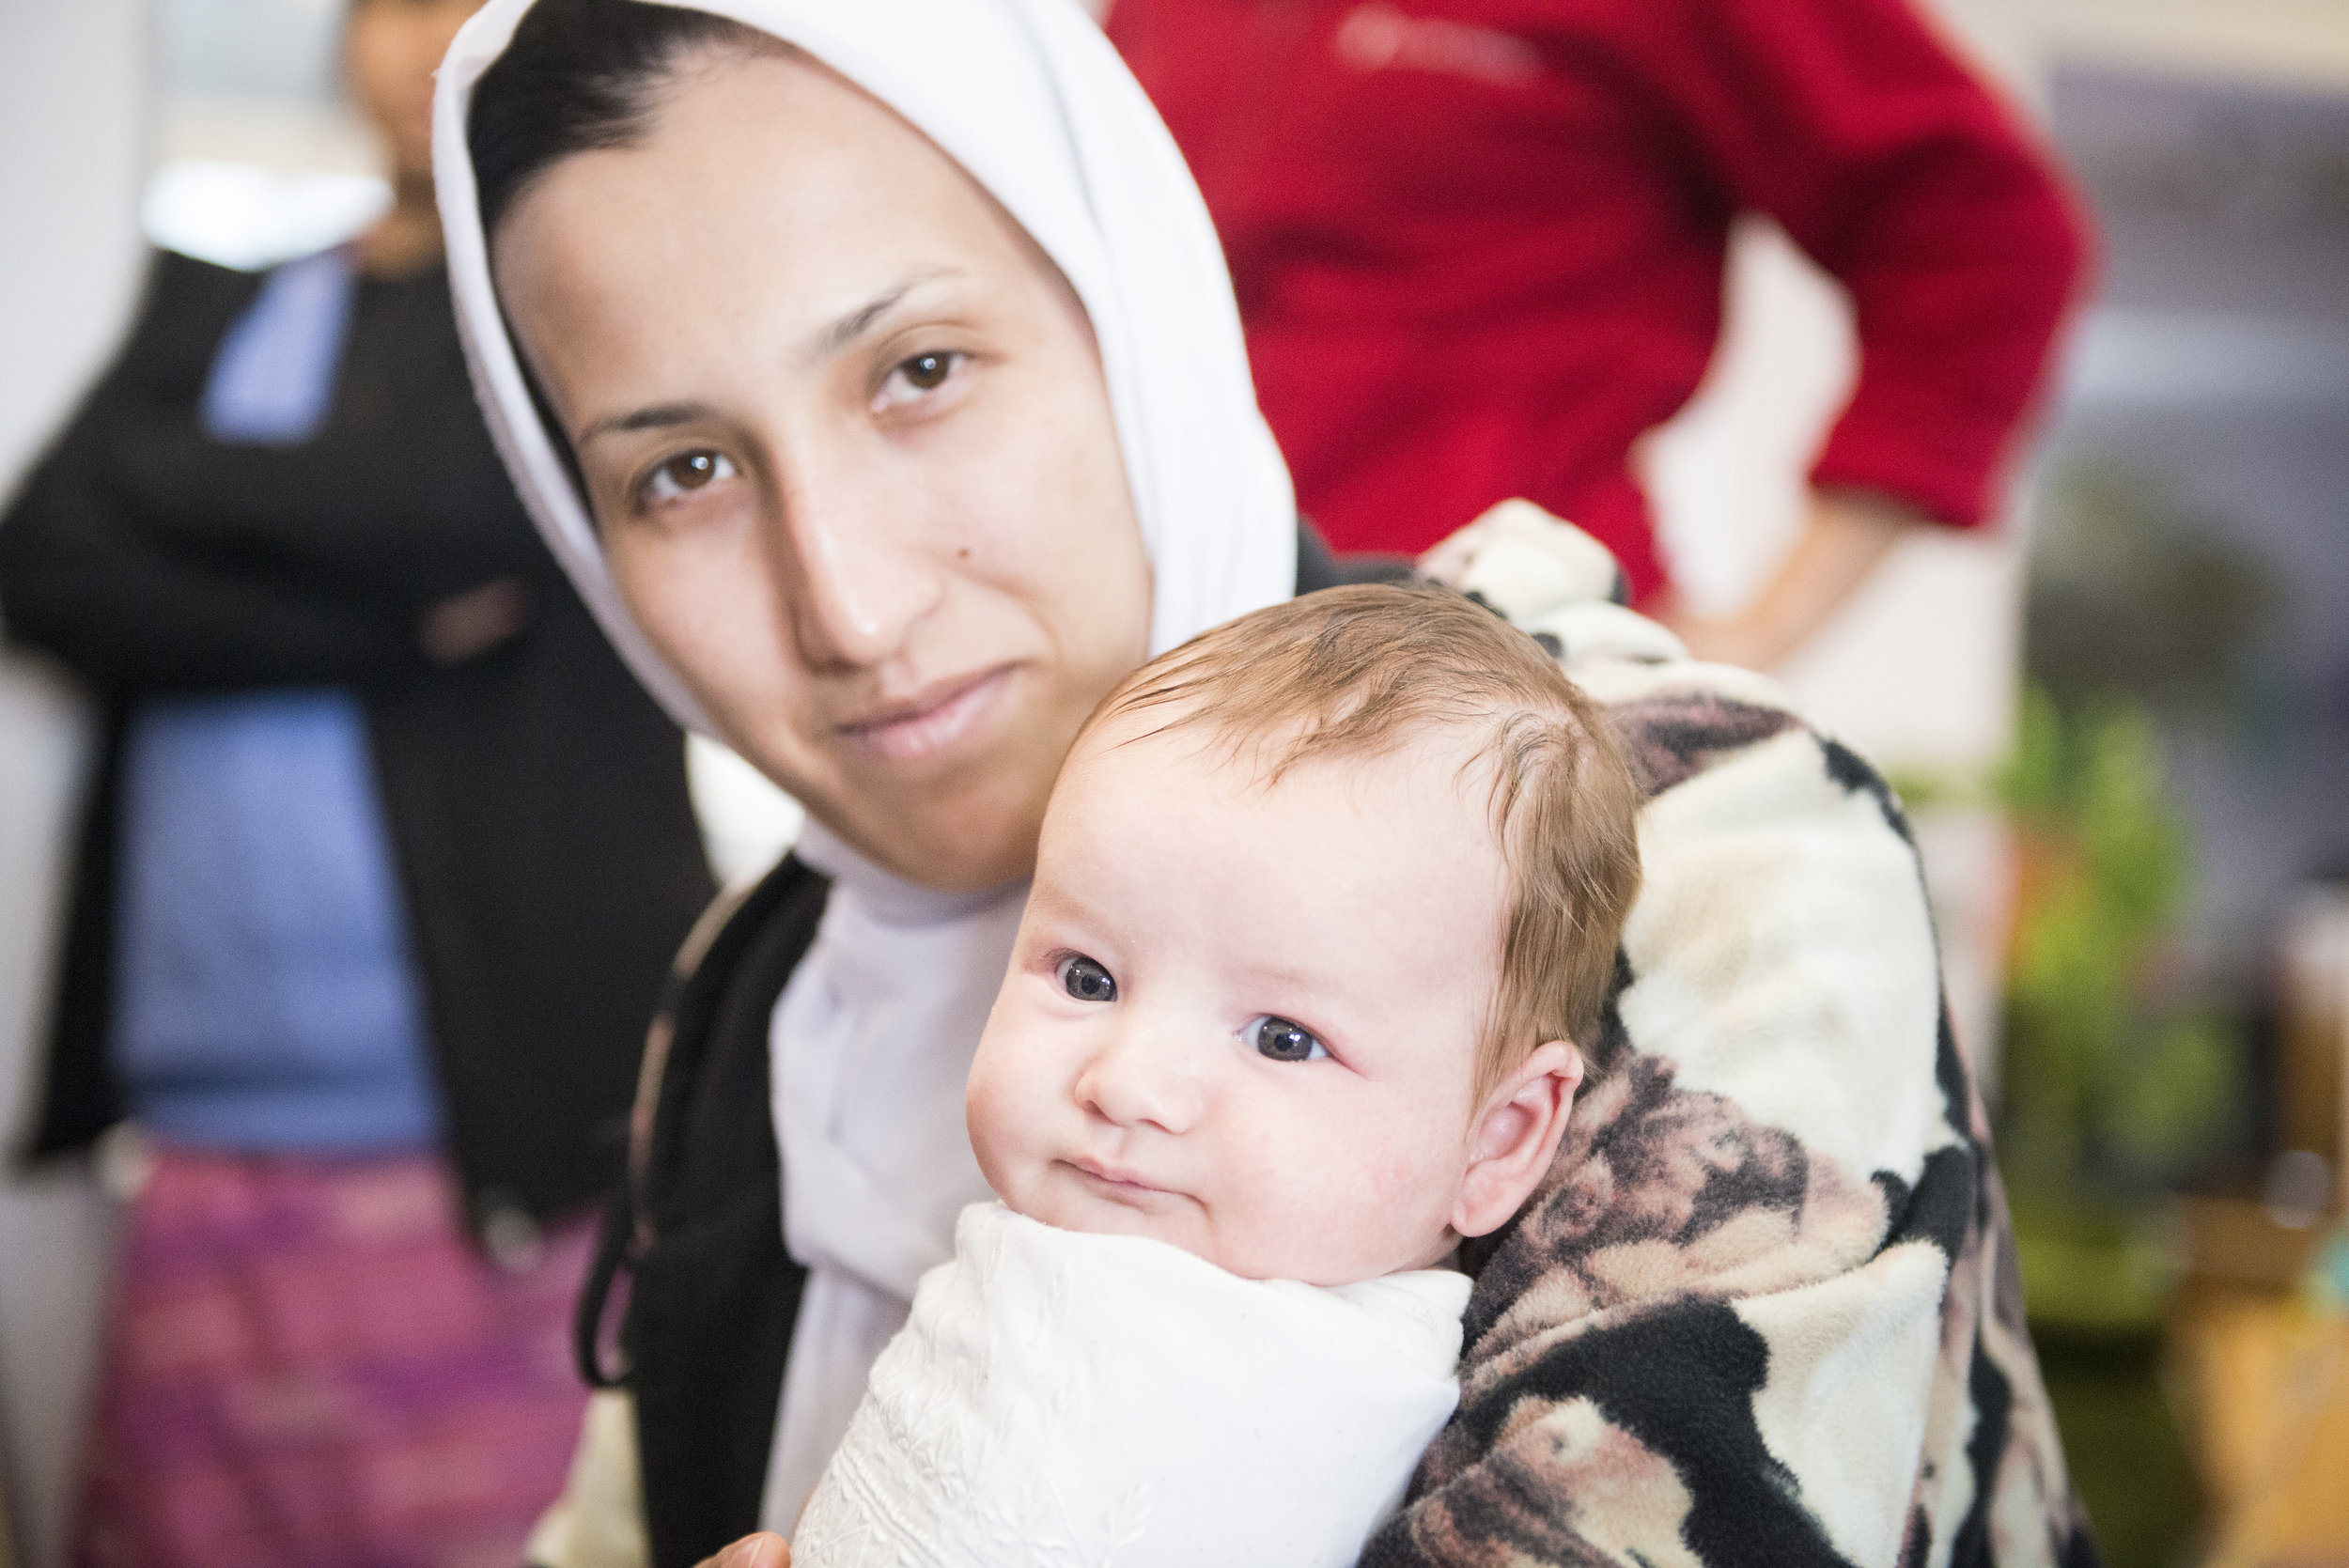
[468,0,768,241]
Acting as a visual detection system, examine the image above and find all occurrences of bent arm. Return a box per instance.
[0,432,431,692]
[0,258,461,693]
[1626,0,2089,668]
[1657,489,1914,671]
[1629,0,2091,533]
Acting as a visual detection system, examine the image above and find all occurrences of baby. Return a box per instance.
[792,582,1642,1567]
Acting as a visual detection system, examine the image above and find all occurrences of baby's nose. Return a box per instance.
[1074,1026,1203,1136]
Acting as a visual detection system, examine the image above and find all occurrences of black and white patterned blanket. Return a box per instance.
[1370,507,2095,1568]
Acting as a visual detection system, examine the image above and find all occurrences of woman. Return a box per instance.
[433,2,2093,1564]
[0,2,711,1561]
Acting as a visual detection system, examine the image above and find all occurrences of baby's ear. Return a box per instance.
[1451,1041,1582,1239]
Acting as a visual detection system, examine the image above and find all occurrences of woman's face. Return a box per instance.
[494,47,1152,892]
[346,0,482,185]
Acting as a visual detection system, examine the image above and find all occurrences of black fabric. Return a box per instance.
[1297,526,1411,592]
[614,527,1357,1561]
[0,249,713,1225]
[625,861,829,1564]
[33,716,132,1154]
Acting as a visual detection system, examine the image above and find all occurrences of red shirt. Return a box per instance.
[1110,0,2091,599]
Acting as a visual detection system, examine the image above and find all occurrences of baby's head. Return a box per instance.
[966,583,1642,1285]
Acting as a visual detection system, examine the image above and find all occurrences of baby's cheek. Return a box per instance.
[962,1054,1030,1192]
[1350,1118,1464,1243]
[1246,1115,1404,1276]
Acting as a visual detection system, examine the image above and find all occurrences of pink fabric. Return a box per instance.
[72,1146,595,1568]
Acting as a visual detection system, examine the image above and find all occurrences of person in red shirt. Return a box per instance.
[1108,0,2090,667]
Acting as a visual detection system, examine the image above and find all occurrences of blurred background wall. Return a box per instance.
[0,7,149,1565]
[1,0,2342,1563]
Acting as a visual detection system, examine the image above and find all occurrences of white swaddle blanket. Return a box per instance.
[792,1202,1472,1568]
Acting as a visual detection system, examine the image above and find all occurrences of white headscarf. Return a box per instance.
[433,0,1297,1529]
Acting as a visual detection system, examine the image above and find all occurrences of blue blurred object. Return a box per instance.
[197,247,357,438]
[2312,1227,2349,1314]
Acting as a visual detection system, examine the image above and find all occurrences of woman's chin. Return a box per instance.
[832,795,1042,893]
[819,727,1065,891]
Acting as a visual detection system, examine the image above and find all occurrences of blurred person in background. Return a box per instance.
[1107,0,2091,670]
[0,0,712,1562]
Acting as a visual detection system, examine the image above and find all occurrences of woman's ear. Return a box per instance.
[1451,1040,1582,1239]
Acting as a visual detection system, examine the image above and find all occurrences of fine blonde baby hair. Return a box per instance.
[1083,582,1642,1107]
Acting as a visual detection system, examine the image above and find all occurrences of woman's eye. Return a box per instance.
[1057,954,1116,1003]
[1249,1016,1326,1063]
[900,352,954,389]
[642,450,737,505]
[876,349,964,407]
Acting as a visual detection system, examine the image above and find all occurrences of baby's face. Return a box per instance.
[966,717,1510,1285]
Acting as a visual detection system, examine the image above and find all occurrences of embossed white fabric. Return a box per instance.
[758,821,1024,1528]
[791,1203,1471,1566]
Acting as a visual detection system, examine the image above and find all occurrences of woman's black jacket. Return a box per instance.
[0,250,715,1235]
[586,533,1392,1566]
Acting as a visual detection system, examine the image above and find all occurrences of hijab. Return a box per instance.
[433,0,1298,1525]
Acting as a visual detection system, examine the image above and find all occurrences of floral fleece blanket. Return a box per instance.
[1372,507,2099,1568]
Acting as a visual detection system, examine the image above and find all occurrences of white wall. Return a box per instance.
[2030,0,2349,93]
[0,7,150,1566]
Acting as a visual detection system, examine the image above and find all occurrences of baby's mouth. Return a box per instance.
[1062,1156,1179,1204]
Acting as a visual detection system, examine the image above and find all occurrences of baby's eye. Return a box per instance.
[1248,1016,1326,1063]
[875,349,965,409]
[1057,954,1116,1003]
[642,449,737,505]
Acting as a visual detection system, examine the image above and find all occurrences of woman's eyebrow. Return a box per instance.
[803,266,963,364]
[577,401,718,447]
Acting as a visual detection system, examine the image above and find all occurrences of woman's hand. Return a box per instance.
[692,1533,789,1568]
[418,576,534,665]
[1656,489,1917,672]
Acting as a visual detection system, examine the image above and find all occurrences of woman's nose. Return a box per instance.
[768,458,946,671]
[1074,1023,1205,1137]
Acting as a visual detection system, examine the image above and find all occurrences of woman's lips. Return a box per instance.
[834,665,1013,764]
